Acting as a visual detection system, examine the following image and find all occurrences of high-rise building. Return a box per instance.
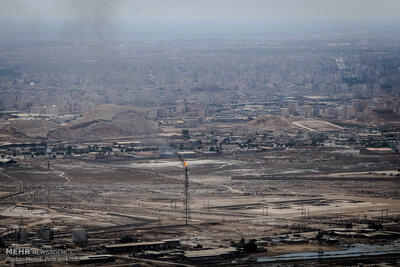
[288,102,298,115]
[301,105,313,118]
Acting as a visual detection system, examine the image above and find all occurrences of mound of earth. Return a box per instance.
[0,120,58,141]
[48,104,158,141]
[354,109,400,127]
[0,104,159,142]
[248,114,298,131]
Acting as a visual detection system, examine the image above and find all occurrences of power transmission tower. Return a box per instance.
[184,162,189,225]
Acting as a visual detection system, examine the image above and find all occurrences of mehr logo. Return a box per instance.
[6,248,31,255]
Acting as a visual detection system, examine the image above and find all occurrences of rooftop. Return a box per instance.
[364,147,393,151]
[185,247,237,258]
[105,241,165,248]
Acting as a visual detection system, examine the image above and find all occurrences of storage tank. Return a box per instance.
[38,227,53,241]
[72,228,87,244]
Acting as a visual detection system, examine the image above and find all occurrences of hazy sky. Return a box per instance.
[0,0,399,38]
[1,0,399,23]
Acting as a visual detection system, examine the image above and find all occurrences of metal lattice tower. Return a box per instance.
[184,163,189,225]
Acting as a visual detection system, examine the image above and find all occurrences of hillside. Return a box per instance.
[48,104,158,141]
[0,104,159,142]
[353,109,400,127]
[0,120,58,141]
[248,114,298,131]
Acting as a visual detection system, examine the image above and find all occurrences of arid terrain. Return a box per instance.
[1,147,400,266]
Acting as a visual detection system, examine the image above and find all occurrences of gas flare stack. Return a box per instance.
[183,161,189,225]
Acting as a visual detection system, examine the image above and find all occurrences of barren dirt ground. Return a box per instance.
[1,149,400,252]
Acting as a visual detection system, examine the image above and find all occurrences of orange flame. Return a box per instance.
[183,162,188,167]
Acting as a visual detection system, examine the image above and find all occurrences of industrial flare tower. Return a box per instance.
[183,161,189,225]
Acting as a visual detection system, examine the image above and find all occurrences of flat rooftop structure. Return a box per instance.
[114,141,142,145]
[0,158,17,165]
[78,254,116,264]
[157,133,184,138]
[360,147,395,154]
[364,147,394,151]
[0,142,47,149]
[185,247,237,261]
[177,151,197,158]
[105,240,180,254]
[106,241,165,249]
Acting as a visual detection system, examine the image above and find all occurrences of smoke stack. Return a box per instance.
[183,161,189,225]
